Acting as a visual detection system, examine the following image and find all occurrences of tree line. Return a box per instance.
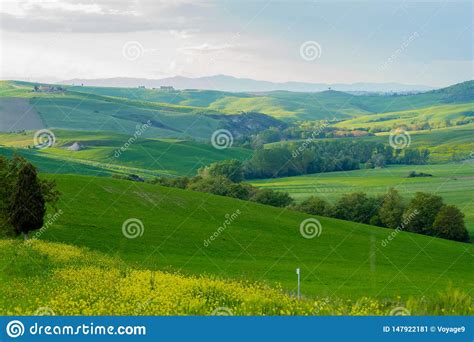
[244,140,429,179]
[292,189,469,242]
[149,160,469,243]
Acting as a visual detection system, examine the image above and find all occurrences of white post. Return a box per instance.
[296,268,301,299]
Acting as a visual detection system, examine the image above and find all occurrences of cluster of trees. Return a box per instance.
[237,122,373,148]
[292,189,469,242]
[0,156,59,239]
[150,160,468,243]
[151,162,293,208]
[367,118,474,134]
[216,141,429,179]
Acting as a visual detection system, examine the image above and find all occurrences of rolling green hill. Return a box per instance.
[251,163,474,235]
[0,130,253,177]
[0,81,227,140]
[334,103,473,131]
[64,80,474,121]
[19,173,473,300]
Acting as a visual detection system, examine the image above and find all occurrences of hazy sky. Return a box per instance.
[1,0,472,86]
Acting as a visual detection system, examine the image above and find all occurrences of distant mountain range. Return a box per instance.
[60,74,434,93]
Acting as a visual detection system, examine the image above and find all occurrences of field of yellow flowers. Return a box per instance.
[0,239,471,316]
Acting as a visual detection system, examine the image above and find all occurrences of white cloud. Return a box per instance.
[179,43,233,55]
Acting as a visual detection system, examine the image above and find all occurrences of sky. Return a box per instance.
[0,0,472,87]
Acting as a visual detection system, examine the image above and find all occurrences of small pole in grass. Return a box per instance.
[296,268,301,299]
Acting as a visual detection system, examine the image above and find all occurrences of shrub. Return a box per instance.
[251,189,294,207]
[295,196,332,216]
[431,205,469,242]
[378,188,405,228]
[186,176,233,197]
[332,192,380,224]
[198,159,244,183]
[403,193,443,235]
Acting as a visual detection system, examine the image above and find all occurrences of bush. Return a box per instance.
[295,196,332,216]
[403,193,444,235]
[431,205,469,242]
[250,189,293,207]
[151,176,190,189]
[332,192,380,224]
[378,188,405,228]
[186,176,233,197]
[198,159,244,183]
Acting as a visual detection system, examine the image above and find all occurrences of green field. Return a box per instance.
[0,130,253,177]
[266,124,474,163]
[251,163,474,234]
[66,80,474,121]
[0,81,227,140]
[334,103,474,131]
[0,79,473,316]
[6,174,469,301]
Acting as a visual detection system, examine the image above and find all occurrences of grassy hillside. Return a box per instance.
[2,239,471,315]
[64,80,474,121]
[21,174,474,300]
[266,124,474,163]
[0,81,227,140]
[334,103,474,131]
[0,130,253,176]
[251,163,474,234]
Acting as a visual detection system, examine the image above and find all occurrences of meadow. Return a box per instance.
[66,80,473,121]
[0,239,471,316]
[0,130,252,177]
[251,163,474,235]
[3,174,470,302]
[0,79,472,317]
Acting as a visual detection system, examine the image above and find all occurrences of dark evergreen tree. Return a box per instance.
[9,161,46,239]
